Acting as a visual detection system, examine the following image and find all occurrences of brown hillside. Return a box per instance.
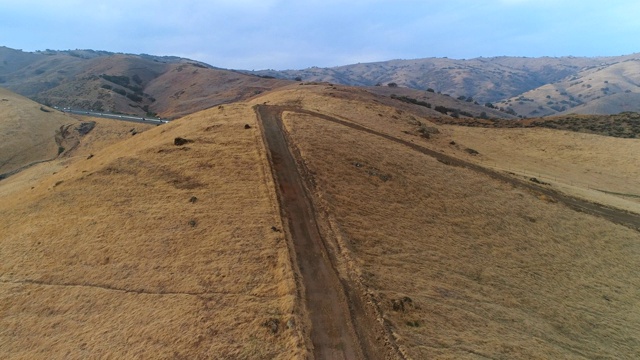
[0,47,290,119]
[365,85,516,119]
[6,46,640,118]
[145,64,290,119]
[0,103,304,359]
[497,58,640,116]
[1,83,639,358]
[250,55,640,103]
[0,88,76,176]
[281,108,640,358]
[251,85,640,358]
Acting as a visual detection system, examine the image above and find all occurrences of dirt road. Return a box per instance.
[256,104,639,359]
[256,106,395,359]
[264,105,640,232]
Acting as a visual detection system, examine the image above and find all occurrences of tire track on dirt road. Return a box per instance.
[256,105,397,360]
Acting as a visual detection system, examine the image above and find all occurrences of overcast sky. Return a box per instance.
[1,0,638,70]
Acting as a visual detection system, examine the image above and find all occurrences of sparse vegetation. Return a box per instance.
[126,92,143,102]
[101,74,131,87]
[433,111,640,138]
[434,105,449,114]
[132,74,143,85]
[1,102,301,359]
[390,94,431,108]
[101,74,144,95]
[282,97,640,359]
[112,87,126,96]
[418,124,439,138]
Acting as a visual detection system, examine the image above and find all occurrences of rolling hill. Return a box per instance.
[1,82,639,359]
[249,54,640,116]
[497,58,640,116]
[0,87,155,181]
[0,87,83,177]
[0,47,290,119]
[5,46,640,119]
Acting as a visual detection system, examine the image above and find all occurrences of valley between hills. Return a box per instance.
[1,48,640,359]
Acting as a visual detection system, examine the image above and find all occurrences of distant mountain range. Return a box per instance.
[248,54,640,116]
[2,46,640,117]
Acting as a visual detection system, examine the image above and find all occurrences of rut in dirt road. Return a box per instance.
[256,105,395,360]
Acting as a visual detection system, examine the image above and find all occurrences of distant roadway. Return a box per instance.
[58,107,169,125]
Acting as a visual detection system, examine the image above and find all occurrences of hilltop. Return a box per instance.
[1,82,639,358]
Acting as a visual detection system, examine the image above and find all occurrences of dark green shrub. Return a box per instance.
[126,93,143,102]
[101,74,130,87]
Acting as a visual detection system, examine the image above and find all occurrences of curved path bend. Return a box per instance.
[261,105,640,232]
[255,104,640,359]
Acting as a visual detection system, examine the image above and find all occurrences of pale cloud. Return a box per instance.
[0,0,638,69]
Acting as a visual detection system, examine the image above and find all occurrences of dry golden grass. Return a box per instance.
[281,108,640,358]
[0,104,303,358]
[65,116,155,158]
[443,126,640,213]
[0,88,75,175]
[258,85,640,213]
[4,83,639,359]
[253,84,440,141]
[0,116,154,201]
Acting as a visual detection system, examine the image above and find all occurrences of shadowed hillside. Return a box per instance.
[497,58,640,116]
[5,46,640,118]
[249,54,640,116]
[0,47,290,119]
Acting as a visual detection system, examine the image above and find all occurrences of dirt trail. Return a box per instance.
[256,104,639,359]
[256,106,394,359]
[266,105,640,232]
